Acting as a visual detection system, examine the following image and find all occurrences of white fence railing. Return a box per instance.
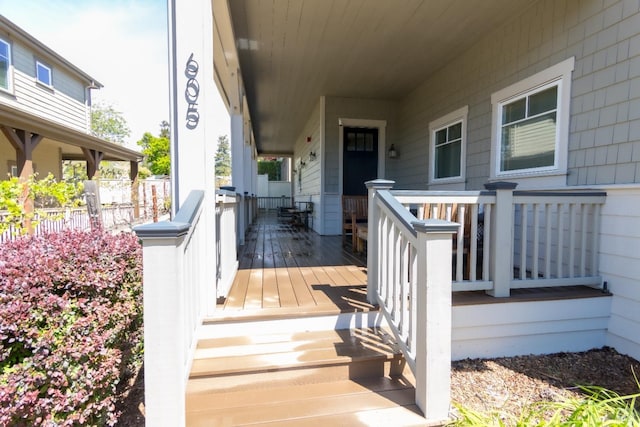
[216,190,239,299]
[133,190,207,427]
[0,204,137,243]
[256,196,294,210]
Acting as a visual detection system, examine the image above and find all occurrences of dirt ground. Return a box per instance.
[450,347,640,420]
[114,347,639,426]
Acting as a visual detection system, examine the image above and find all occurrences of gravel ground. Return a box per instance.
[115,347,639,425]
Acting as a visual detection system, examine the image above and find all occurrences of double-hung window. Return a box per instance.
[36,61,52,87]
[490,57,574,185]
[429,106,467,185]
[0,38,11,91]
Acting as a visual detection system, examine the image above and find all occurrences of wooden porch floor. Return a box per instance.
[214,212,375,321]
[214,212,607,321]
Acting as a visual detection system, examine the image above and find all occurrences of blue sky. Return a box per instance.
[0,0,230,148]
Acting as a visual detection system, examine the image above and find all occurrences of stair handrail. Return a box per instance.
[366,180,457,422]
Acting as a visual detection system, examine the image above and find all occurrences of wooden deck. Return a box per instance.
[215,212,607,321]
[214,212,375,321]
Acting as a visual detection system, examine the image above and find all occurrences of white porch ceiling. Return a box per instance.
[225,0,538,155]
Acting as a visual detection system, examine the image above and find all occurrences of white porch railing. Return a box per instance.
[216,189,239,298]
[366,180,607,421]
[388,182,606,297]
[366,180,457,422]
[256,196,293,210]
[133,190,208,427]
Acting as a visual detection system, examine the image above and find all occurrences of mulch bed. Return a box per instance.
[114,347,639,425]
[451,347,640,419]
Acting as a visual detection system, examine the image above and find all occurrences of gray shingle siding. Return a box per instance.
[391,0,640,189]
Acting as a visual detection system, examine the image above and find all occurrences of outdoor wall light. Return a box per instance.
[309,151,317,161]
[388,144,398,159]
[300,161,306,168]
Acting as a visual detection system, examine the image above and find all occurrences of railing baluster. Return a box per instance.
[569,203,576,278]
[482,203,491,282]
[581,205,588,277]
[545,203,552,279]
[470,204,478,281]
[592,204,601,276]
[456,204,464,282]
[557,203,564,278]
[520,204,527,280]
[533,203,539,279]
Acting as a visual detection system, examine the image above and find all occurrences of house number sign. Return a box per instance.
[185,53,200,129]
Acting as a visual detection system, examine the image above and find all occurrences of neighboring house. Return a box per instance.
[138,0,640,424]
[0,15,141,182]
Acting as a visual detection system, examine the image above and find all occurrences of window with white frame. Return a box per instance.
[490,57,574,181]
[429,106,468,183]
[36,61,52,86]
[0,38,11,91]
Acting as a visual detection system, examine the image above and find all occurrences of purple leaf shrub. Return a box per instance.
[0,230,142,426]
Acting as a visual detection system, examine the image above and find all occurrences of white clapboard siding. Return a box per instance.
[601,187,640,361]
[12,72,87,132]
[452,297,611,360]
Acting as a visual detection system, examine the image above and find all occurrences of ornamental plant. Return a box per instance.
[0,229,142,425]
[0,173,83,236]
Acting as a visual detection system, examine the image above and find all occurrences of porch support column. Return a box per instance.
[231,113,246,245]
[484,181,517,297]
[365,179,395,304]
[130,160,140,219]
[82,148,104,180]
[412,220,457,422]
[0,126,43,179]
[1,126,43,234]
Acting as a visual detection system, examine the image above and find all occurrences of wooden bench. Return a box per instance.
[342,195,368,249]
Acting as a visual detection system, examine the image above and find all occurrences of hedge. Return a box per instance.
[0,230,142,425]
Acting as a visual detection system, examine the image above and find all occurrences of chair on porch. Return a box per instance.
[342,195,368,249]
[421,203,474,279]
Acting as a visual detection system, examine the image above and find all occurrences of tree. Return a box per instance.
[258,158,282,181]
[215,135,231,187]
[90,102,131,144]
[137,122,171,176]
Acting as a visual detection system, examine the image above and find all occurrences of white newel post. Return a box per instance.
[134,224,189,427]
[484,182,517,297]
[365,179,395,304]
[412,219,457,422]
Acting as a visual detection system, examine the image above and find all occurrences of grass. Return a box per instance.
[449,371,640,427]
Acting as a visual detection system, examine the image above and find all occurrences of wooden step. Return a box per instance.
[186,377,432,427]
[186,326,428,425]
[190,327,404,381]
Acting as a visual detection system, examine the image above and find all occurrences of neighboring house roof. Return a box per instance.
[0,103,141,162]
[0,14,102,88]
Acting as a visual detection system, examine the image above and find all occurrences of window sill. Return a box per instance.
[489,171,567,189]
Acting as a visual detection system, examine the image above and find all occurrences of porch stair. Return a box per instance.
[186,321,434,426]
